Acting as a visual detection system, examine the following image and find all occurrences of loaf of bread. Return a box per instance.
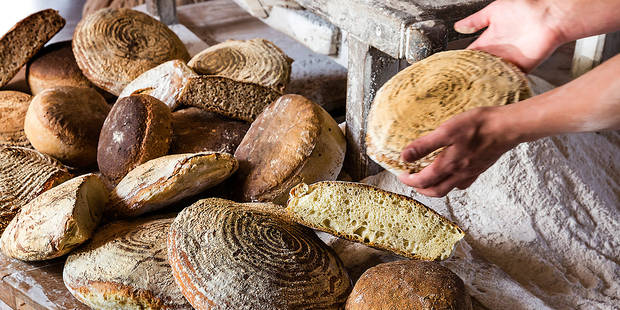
[346,260,472,310]
[188,39,292,92]
[0,9,65,88]
[0,147,72,234]
[177,76,281,122]
[118,59,198,110]
[72,8,190,96]
[167,198,351,309]
[366,50,531,175]
[286,181,465,260]
[234,94,345,204]
[0,174,107,261]
[83,0,205,17]
[63,215,191,309]
[97,94,172,183]
[0,91,32,148]
[108,152,238,218]
[24,86,110,168]
[170,107,249,154]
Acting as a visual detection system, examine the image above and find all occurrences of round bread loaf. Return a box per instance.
[366,50,531,175]
[167,198,351,309]
[72,8,190,96]
[170,108,249,154]
[345,260,472,310]
[97,94,172,183]
[0,91,32,148]
[188,39,292,92]
[63,215,191,309]
[83,0,205,17]
[0,174,107,261]
[24,86,111,168]
[0,147,72,234]
[234,94,345,204]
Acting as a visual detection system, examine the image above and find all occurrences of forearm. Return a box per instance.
[550,0,620,43]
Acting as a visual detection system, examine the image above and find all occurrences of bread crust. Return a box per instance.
[0,91,33,148]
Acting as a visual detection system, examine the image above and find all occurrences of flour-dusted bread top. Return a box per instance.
[366,50,531,175]
[118,59,198,110]
[0,9,65,88]
[0,91,32,148]
[167,198,351,309]
[346,260,472,310]
[63,215,192,309]
[0,147,72,234]
[72,8,190,96]
[108,152,238,218]
[97,94,172,183]
[24,86,110,168]
[188,39,292,92]
[0,174,107,261]
[234,94,345,204]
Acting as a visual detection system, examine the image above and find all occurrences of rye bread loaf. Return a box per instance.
[118,59,198,110]
[286,181,465,260]
[0,91,32,148]
[170,107,249,154]
[167,198,351,309]
[234,94,345,204]
[0,147,72,234]
[24,86,110,168]
[83,0,205,17]
[177,76,281,122]
[72,8,190,96]
[346,260,472,310]
[0,174,107,261]
[108,152,238,218]
[188,39,292,92]
[97,94,172,183]
[366,50,531,175]
[0,9,65,88]
[63,215,191,309]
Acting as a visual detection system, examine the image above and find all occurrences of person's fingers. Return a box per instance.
[401,128,451,163]
[413,175,465,197]
[456,175,478,190]
[398,152,455,189]
[454,6,491,34]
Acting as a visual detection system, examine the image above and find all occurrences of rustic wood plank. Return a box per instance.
[146,0,178,25]
[572,31,620,78]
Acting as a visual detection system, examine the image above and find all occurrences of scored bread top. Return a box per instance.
[72,8,190,96]
[0,91,33,148]
[366,50,531,174]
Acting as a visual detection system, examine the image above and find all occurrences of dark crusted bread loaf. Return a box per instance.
[0,91,32,148]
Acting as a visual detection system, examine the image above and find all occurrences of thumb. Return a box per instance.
[454,6,491,34]
[401,128,451,163]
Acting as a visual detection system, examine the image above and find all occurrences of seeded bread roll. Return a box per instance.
[24,86,110,168]
[63,215,191,309]
[0,91,32,148]
[72,8,190,96]
[0,9,65,88]
[286,181,465,260]
[188,39,292,92]
[0,147,72,234]
[366,50,531,175]
[167,198,351,309]
[0,174,107,261]
[97,94,172,183]
[346,260,472,310]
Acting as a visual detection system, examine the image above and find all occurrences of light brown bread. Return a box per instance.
[366,50,531,175]
[83,0,205,17]
[167,198,351,309]
[0,147,72,234]
[234,94,345,204]
[118,59,198,110]
[97,95,172,183]
[24,86,110,168]
[346,260,472,310]
[188,39,292,92]
[0,91,32,148]
[0,9,65,88]
[170,107,249,155]
[63,215,191,309]
[0,174,107,261]
[286,181,465,260]
[177,76,281,122]
[108,152,238,218]
[72,8,190,96]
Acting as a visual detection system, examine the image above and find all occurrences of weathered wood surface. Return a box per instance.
[146,0,179,24]
[572,31,620,78]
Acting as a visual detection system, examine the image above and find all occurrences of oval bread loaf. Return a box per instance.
[0,91,32,148]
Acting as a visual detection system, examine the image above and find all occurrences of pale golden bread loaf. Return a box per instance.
[0,91,32,148]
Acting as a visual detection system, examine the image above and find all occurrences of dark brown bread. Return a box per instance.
[0,9,65,88]
[0,91,32,148]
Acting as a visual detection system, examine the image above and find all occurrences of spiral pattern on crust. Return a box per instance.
[168,198,351,310]
[72,8,190,96]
